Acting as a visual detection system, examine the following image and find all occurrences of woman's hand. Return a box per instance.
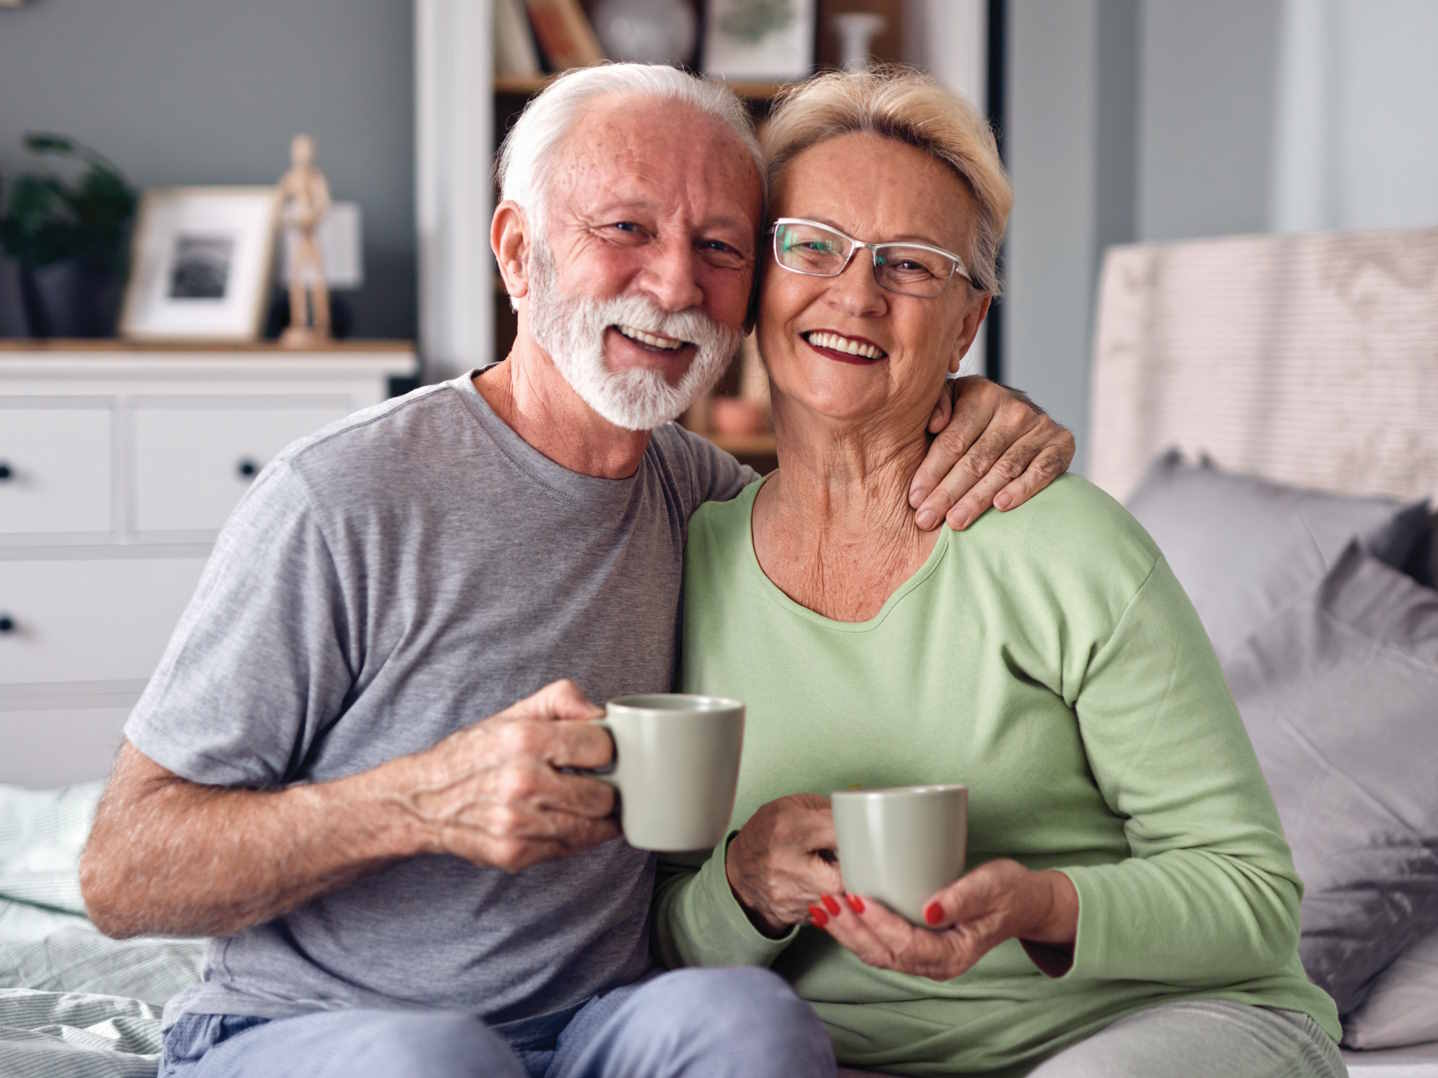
[811,859,1079,980]
[910,378,1076,531]
[726,794,843,938]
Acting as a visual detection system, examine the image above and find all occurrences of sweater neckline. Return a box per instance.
[737,477,950,633]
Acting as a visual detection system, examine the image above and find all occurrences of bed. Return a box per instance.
[1089,225,1438,1076]
[4,225,1437,1075]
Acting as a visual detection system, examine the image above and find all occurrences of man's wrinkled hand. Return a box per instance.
[726,794,843,937]
[910,377,1076,531]
[400,679,621,872]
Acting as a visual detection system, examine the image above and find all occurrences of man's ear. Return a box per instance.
[492,201,532,304]
[948,292,993,375]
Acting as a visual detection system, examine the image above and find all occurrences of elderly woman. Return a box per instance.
[655,69,1344,1077]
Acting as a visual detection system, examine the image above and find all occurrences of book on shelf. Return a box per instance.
[525,0,605,71]
[494,0,541,78]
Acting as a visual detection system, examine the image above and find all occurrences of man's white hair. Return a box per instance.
[496,63,765,236]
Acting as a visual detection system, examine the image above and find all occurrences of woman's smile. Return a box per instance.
[801,329,889,365]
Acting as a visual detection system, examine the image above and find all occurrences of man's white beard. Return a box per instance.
[526,239,744,431]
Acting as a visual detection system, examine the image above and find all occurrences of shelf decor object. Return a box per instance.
[592,0,698,66]
[702,0,817,81]
[276,134,334,348]
[0,132,137,339]
[832,10,886,70]
[494,0,541,77]
[119,186,279,342]
[524,0,605,70]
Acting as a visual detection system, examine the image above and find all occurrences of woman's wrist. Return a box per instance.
[1024,869,1079,946]
[724,834,789,938]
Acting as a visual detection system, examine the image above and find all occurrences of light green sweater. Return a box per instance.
[658,475,1340,1075]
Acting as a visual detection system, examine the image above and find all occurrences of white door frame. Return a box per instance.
[415,0,495,382]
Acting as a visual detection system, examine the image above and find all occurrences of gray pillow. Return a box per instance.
[1401,512,1438,592]
[1343,926,1438,1049]
[1125,449,1431,659]
[1222,543,1438,1017]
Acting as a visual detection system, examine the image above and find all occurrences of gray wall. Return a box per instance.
[0,0,415,340]
[1135,1,1282,242]
[1005,0,1138,471]
[1004,0,1438,473]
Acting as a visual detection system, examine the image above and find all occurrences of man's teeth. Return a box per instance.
[617,325,686,351]
[805,331,886,360]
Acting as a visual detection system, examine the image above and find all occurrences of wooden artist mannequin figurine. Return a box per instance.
[278,133,332,345]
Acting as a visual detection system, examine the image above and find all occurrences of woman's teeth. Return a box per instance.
[617,325,685,351]
[804,331,886,360]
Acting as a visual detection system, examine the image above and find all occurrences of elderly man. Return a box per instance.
[80,65,1073,1078]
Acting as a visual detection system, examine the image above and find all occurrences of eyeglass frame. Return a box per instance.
[767,217,975,297]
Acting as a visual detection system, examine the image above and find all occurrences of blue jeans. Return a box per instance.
[159,967,836,1078]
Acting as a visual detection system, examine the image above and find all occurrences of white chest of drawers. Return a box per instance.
[0,341,417,786]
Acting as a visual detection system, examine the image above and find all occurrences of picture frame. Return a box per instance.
[701,0,817,82]
[119,186,279,342]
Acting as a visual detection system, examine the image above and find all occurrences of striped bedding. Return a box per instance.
[1,783,205,1077]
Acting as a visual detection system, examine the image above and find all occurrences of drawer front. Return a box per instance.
[0,705,132,787]
[132,400,348,533]
[0,405,113,535]
[0,556,206,686]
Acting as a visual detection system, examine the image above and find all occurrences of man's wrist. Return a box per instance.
[344,751,447,861]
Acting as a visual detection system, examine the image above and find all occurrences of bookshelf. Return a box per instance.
[494,74,798,103]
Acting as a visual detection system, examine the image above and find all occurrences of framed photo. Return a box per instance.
[120,186,279,341]
[702,0,817,82]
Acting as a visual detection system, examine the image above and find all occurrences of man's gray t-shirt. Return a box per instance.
[125,372,751,1027]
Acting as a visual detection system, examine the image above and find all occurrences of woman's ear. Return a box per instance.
[950,292,993,374]
[492,201,531,305]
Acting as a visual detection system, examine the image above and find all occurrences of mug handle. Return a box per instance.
[561,718,622,793]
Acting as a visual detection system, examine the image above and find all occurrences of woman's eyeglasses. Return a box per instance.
[769,218,972,298]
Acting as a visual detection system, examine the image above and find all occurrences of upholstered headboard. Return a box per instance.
[1088,227,1438,504]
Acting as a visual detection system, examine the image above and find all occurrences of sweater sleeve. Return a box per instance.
[1054,555,1304,985]
[652,838,800,970]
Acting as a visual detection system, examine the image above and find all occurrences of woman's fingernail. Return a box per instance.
[846,894,865,914]
[947,511,970,531]
[995,493,1012,510]
[909,485,927,508]
[916,508,937,530]
[808,905,829,928]
[822,894,841,916]
[924,901,944,926]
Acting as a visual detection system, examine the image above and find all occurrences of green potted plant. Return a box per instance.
[0,132,137,338]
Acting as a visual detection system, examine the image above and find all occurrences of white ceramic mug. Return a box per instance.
[831,784,968,925]
[593,694,745,852]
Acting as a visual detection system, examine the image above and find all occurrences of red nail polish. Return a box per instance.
[924,901,944,926]
[822,894,841,916]
[846,894,865,914]
[808,905,829,928]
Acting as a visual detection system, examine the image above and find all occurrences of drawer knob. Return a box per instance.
[0,614,14,634]
[237,458,259,479]
[0,461,12,481]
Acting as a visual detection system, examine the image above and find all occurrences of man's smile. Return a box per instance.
[615,324,690,352]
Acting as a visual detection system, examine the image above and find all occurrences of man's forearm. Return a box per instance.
[80,743,435,939]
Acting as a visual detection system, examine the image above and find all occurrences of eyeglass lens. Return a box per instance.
[774,221,954,297]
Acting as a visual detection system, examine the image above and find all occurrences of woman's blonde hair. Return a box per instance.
[762,67,1013,294]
